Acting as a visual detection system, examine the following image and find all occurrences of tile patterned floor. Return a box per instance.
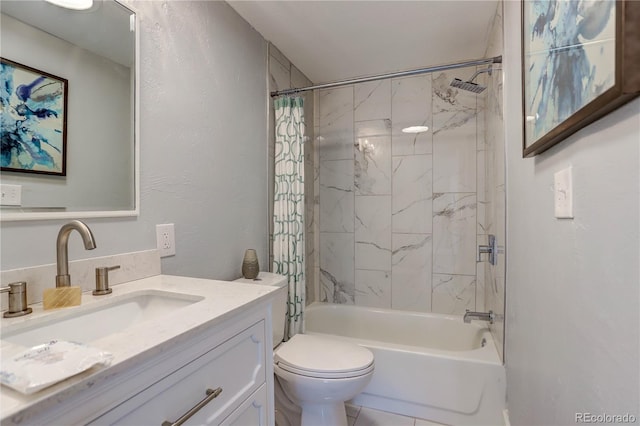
[346,404,447,426]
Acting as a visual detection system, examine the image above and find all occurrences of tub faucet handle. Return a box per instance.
[477,234,497,265]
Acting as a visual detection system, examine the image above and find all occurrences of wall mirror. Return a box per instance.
[0,0,138,221]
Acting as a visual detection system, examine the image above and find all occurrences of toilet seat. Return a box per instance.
[274,334,374,379]
[276,361,375,379]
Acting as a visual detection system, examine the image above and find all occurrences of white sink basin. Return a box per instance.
[1,290,203,347]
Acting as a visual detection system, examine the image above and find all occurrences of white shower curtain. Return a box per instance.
[273,96,305,340]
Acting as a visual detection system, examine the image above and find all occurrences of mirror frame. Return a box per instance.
[1,2,140,221]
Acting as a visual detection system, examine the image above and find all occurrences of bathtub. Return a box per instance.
[304,303,506,426]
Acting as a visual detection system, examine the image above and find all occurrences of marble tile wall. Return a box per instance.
[313,90,320,304]
[268,44,316,304]
[483,68,505,360]
[316,66,488,314]
[482,2,506,361]
[317,85,355,303]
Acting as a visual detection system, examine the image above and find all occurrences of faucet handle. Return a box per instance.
[1,282,33,318]
[477,234,498,265]
[93,265,120,296]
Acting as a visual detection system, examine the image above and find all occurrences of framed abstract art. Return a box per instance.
[522,0,640,157]
[1,58,68,175]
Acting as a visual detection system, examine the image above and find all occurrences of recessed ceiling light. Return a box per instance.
[44,0,93,11]
[401,126,429,134]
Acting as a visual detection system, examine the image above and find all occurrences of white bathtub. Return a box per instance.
[304,303,506,426]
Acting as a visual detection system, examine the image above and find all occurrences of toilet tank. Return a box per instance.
[234,272,288,349]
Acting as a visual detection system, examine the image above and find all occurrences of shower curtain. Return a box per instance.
[273,96,305,340]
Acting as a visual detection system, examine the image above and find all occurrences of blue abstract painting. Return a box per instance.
[523,0,616,148]
[1,58,67,175]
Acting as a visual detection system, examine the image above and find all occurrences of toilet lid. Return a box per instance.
[274,334,374,379]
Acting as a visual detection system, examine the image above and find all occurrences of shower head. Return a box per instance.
[450,78,486,93]
[450,66,492,93]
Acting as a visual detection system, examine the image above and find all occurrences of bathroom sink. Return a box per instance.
[1,290,204,348]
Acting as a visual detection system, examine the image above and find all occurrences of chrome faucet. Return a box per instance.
[56,220,97,287]
[463,309,495,324]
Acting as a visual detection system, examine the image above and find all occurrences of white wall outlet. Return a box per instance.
[554,167,573,219]
[156,223,176,257]
[1,184,22,206]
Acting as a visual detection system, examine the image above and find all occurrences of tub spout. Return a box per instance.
[463,310,495,324]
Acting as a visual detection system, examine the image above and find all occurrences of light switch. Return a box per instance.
[554,167,573,219]
[1,184,22,206]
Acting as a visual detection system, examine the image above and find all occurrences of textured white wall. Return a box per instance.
[1,1,269,281]
[503,2,640,424]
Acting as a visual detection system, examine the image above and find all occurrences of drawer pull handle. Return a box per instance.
[161,387,223,426]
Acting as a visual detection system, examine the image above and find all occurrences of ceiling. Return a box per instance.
[2,0,134,66]
[228,1,499,85]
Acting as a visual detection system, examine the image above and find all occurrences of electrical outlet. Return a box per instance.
[156,223,176,257]
[1,184,22,206]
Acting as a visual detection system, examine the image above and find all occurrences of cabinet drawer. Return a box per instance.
[220,384,268,426]
[90,321,266,425]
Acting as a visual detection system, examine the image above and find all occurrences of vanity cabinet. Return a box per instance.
[220,384,268,426]
[8,301,274,426]
[89,321,267,425]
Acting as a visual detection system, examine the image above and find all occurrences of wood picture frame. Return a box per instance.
[1,58,68,175]
[522,0,640,157]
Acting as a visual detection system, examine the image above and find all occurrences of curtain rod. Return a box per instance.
[270,55,502,97]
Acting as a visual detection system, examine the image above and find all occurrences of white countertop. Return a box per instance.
[0,274,278,423]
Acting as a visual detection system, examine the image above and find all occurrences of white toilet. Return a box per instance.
[235,272,374,426]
